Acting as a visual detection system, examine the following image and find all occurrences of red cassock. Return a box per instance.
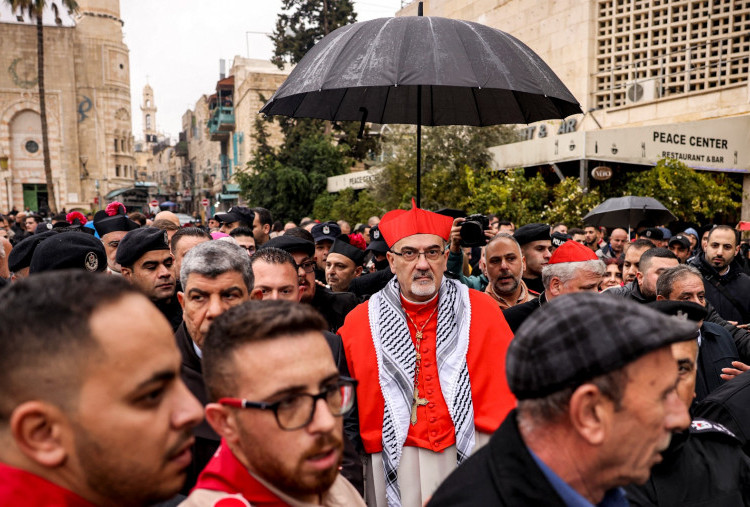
[0,462,96,506]
[339,288,517,454]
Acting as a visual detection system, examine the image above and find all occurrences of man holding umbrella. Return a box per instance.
[338,201,516,506]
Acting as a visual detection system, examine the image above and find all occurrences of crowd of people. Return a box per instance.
[1,200,749,506]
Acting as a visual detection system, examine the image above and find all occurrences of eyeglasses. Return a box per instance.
[218,376,357,431]
[241,245,256,254]
[390,247,446,262]
[295,260,316,273]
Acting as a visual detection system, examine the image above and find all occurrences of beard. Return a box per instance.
[493,273,520,296]
[410,270,438,298]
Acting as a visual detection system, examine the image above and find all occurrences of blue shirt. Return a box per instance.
[528,447,628,507]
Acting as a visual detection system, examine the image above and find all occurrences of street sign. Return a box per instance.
[201,198,209,207]
[149,199,159,207]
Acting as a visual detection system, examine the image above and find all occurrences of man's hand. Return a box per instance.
[720,360,750,381]
[450,218,465,254]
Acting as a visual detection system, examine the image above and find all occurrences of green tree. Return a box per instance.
[270,0,356,68]
[6,0,78,213]
[623,158,741,223]
[465,167,549,224]
[543,177,603,227]
[312,187,384,224]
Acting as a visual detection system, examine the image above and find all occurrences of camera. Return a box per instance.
[460,214,490,247]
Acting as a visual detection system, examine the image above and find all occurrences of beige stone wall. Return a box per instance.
[184,95,222,207]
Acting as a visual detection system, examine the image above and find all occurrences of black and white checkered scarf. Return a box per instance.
[368,276,475,507]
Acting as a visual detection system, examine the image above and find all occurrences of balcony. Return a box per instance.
[209,106,235,141]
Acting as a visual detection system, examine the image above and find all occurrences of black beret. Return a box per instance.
[551,231,572,248]
[506,292,698,400]
[29,231,106,274]
[261,235,315,257]
[648,300,707,323]
[642,227,664,240]
[311,221,340,243]
[8,230,58,273]
[366,225,389,254]
[329,237,365,266]
[34,222,53,234]
[513,223,550,246]
[93,206,140,237]
[115,227,170,267]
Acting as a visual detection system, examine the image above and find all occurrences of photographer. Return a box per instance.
[446,217,494,290]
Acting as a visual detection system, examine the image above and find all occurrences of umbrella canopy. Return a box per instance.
[260,10,581,206]
[583,196,677,229]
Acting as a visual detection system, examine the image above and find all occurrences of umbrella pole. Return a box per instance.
[417,84,422,208]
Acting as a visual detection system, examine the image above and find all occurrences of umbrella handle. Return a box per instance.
[358,107,368,139]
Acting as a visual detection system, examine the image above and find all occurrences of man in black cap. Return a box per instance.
[215,206,254,235]
[513,223,551,295]
[93,202,140,275]
[326,236,365,292]
[116,227,182,330]
[668,234,692,264]
[428,293,694,506]
[640,227,665,247]
[311,221,341,283]
[625,300,750,506]
[29,230,106,275]
[550,231,571,254]
[261,233,359,332]
[365,225,389,271]
[346,225,396,299]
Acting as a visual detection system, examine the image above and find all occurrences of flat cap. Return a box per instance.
[514,223,550,246]
[29,231,106,274]
[215,206,254,226]
[366,225,389,254]
[311,221,341,244]
[507,292,698,400]
[648,300,707,322]
[8,230,58,272]
[115,227,170,267]
[261,235,314,257]
[329,236,365,266]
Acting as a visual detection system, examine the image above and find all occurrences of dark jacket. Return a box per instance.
[523,276,545,295]
[696,370,750,455]
[427,409,566,506]
[310,285,359,332]
[156,295,183,331]
[696,322,740,402]
[347,268,394,299]
[502,292,547,333]
[175,323,220,494]
[605,280,647,303]
[689,255,750,324]
[624,419,750,506]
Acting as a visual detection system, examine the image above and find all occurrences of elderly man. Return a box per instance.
[513,223,551,295]
[597,227,628,260]
[0,271,203,504]
[428,293,694,505]
[655,265,740,402]
[176,240,253,492]
[688,225,750,324]
[503,240,605,333]
[625,300,750,506]
[117,227,183,330]
[182,301,365,506]
[92,201,140,274]
[326,237,365,292]
[338,201,516,506]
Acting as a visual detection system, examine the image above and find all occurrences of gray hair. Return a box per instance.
[656,264,703,298]
[541,259,606,289]
[180,241,253,290]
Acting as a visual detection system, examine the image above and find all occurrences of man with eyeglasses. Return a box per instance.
[338,200,516,506]
[229,226,256,256]
[181,300,365,506]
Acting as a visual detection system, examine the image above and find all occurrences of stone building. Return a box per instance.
[0,0,135,213]
[398,0,750,217]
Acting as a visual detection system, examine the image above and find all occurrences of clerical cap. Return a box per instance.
[548,240,598,264]
[378,198,453,248]
[329,236,365,266]
[93,202,140,237]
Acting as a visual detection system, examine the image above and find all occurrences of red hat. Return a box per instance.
[378,198,453,248]
[549,240,598,264]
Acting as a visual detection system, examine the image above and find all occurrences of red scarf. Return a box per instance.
[193,439,289,506]
[0,462,96,506]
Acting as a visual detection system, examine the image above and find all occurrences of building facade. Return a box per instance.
[0,0,135,213]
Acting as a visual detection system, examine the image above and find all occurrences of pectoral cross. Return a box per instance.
[410,387,429,425]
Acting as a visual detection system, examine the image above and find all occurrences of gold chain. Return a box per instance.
[405,304,438,425]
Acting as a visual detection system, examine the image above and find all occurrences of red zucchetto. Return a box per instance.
[548,239,599,264]
[378,198,454,248]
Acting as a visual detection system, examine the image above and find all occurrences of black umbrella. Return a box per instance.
[260,3,581,207]
[583,196,677,231]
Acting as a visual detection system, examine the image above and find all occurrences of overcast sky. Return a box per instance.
[121,0,402,141]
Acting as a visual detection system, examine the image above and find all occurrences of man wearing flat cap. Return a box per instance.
[117,227,182,330]
[513,223,552,295]
[93,201,140,275]
[326,236,365,292]
[429,293,694,506]
[338,200,516,506]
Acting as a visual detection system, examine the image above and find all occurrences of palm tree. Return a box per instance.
[6,0,78,213]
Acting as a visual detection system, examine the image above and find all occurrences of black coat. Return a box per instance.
[427,409,566,506]
[689,256,750,324]
[310,285,359,332]
[624,419,750,506]
[696,370,750,455]
[156,295,183,332]
[502,293,546,334]
[523,275,545,295]
[347,268,394,299]
[696,322,740,402]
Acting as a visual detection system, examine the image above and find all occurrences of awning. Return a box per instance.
[223,183,241,193]
[105,186,149,199]
[219,193,239,200]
